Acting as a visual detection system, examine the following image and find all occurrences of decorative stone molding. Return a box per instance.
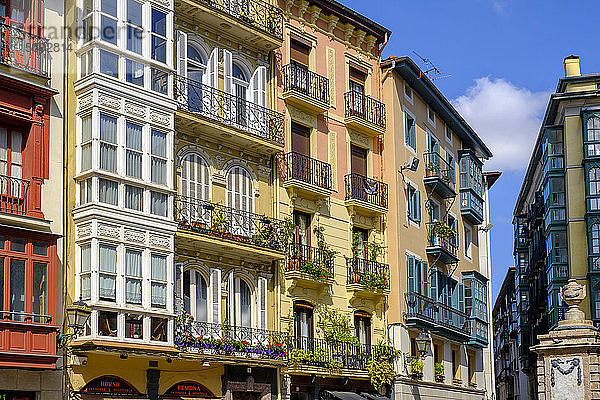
[98,94,121,110]
[77,224,92,238]
[78,95,93,112]
[327,15,339,34]
[343,23,354,43]
[150,111,170,127]
[124,102,147,119]
[349,131,371,148]
[124,229,146,243]
[98,224,120,238]
[257,165,271,179]
[364,35,377,53]
[308,5,321,25]
[150,235,170,248]
[288,106,316,128]
[297,0,309,19]
[355,29,366,49]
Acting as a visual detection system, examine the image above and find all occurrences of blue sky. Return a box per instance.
[340,0,599,299]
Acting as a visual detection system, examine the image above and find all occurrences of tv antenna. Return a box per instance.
[413,51,452,81]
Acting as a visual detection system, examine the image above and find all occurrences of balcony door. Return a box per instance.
[183,269,208,323]
[293,211,311,247]
[290,39,310,93]
[351,144,367,176]
[227,276,252,328]
[354,311,371,346]
[226,166,254,237]
[0,127,23,203]
[352,227,368,260]
[186,44,206,112]
[293,302,313,349]
[349,66,366,115]
[180,153,211,225]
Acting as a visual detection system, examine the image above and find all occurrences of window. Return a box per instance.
[99,49,119,77]
[591,223,600,255]
[445,126,452,143]
[226,166,254,234]
[406,183,421,223]
[99,178,118,205]
[352,227,368,259]
[98,310,117,336]
[183,269,208,322]
[405,112,416,151]
[126,59,144,86]
[80,178,93,204]
[151,8,167,63]
[126,0,143,54]
[293,211,311,246]
[151,254,167,308]
[80,50,93,77]
[404,84,413,101]
[150,316,167,341]
[589,167,600,211]
[125,313,143,339]
[125,249,142,304]
[82,0,93,43]
[451,348,459,380]
[151,129,167,184]
[80,244,91,300]
[100,0,117,44]
[407,254,428,296]
[99,114,117,171]
[151,68,168,94]
[464,224,473,259]
[354,312,371,346]
[427,107,436,126]
[125,122,142,178]
[150,191,167,216]
[227,277,252,328]
[125,185,143,211]
[293,302,313,344]
[0,127,23,184]
[99,244,117,301]
[586,116,600,157]
[81,116,92,171]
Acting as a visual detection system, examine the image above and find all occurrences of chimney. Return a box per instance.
[564,55,581,77]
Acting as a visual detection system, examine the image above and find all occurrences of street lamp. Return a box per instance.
[415,330,431,358]
[66,300,92,335]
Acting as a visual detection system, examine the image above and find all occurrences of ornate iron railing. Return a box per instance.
[0,18,49,77]
[424,152,455,191]
[194,0,283,39]
[0,175,30,215]
[286,242,334,280]
[176,320,288,360]
[277,152,331,191]
[344,173,388,210]
[0,311,52,324]
[346,258,390,290]
[344,91,386,130]
[283,63,329,105]
[174,196,290,252]
[460,190,483,220]
[174,75,285,146]
[405,292,470,336]
[289,336,395,371]
[426,222,458,257]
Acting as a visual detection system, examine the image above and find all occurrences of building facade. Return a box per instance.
[381,56,496,400]
[274,0,392,398]
[511,55,600,399]
[0,0,64,397]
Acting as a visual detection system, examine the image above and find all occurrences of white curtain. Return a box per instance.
[151,254,167,307]
[81,245,91,272]
[151,192,167,216]
[81,275,91,301]
[99,179,118,205]
[239,279,251,328]
[126,122,142,178]
[99,245,117,300]
[195,272,208,322]
[126,250,142,304]
[81,117,92,171]
[10,130,22,179]
[151,130,166,184]
[100,114,117,172]
[125,185,143,211]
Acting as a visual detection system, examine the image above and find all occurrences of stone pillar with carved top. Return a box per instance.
[531,279,600,399]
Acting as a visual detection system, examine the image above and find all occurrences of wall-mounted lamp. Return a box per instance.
[415,330,431,358]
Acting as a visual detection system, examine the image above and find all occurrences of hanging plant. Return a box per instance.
[366,342,399,390]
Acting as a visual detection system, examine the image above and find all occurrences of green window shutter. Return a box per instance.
[415,260,422,294]
[407,255,415,293]
[451,280,459,309]
[411,121,416,149]
[458,283,465,313]
[430,268,437,301]
[421,261,429,297]
[416,190,421,222]
[406,186,413,220]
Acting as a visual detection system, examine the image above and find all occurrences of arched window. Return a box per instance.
[227,276,252,328]
[226,165,254,236]
[589,167,600,210]
[586,116,600,157]
[592,223,600,255]
[187,44,206,83]
[183,269,208,323]
[180,153,211,225]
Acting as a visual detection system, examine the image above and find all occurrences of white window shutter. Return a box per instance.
[257,66,266,107]
[210,268,222,324]
[228,272,235,325]
[177,31,187,78]
[174,262,183,312]
[258,276,267,330]
[246,70,256,103]
[203,48,219,88]
[223,49,233,95]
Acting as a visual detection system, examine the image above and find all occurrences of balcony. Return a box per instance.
[405,292,470,341]
[0,311,58,369]
[289,336,395,373]
[344,173,388,215]
[0,19,50,77]
[460,191,484,225]
[0,175,49,230]
[426,222,459,264]
[343,91,386,136]
[278,152,332,199]
[468,318,489,348]
[174,196,290,262]
[174,0,283,51]
[285,242,334,292]
[282,63,329,114]
[346,258,390,299]
[424,152,456,199]
[175,320,288,366]
[174,75,285,154]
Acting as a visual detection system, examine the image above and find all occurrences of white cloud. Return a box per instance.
[452,77,549,171]
[492,0,508,15]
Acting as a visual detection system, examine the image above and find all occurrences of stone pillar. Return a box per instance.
[531,279,600,400]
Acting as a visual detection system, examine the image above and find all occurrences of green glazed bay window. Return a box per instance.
[458,150,484,225]
[463,271,489,346]
[542,127,564,176]
[583,113,600,158]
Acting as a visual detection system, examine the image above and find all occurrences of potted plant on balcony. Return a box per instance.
[431,220,456,239]
[434,362,445,382]
[366,342,398,391]
[411,358,424,379]
[425,162,440,177]
[211,208,230,236]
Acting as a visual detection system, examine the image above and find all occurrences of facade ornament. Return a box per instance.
[308,5,321,25]
[354,29,366,49]
[77,224,92,238]
[124,229,146,243]
[297,0,309,19]
[364,34,377,54]
[124,102,146,118]
[343,23,354,43]
[98,93,121,110]
[560,279,587,322]
[550,358,582,387]
[98,224,120,238]
[78,95,93,111]
[150,235,170,249]
[327,15,339,35]
[150,111,170,126]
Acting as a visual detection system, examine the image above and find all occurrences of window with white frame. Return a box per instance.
[151,254,167,308]
[404,83,413,102]
[125,249,142,304]
[151,129,167,185]
[80,178,93,204]
[125,122,143,179]
[405,111,416,151]
[151,8,167,63]
[99,113,117,172]
[183,269,208,322]
[126,0,143,54]
[464,224,473,259]
[99,244,117,301]
[100,0,117,44]
[81,115,92,171]
[99,49,119,78]
[98,178,118,205]
[427,107,436,126]
[406,183,421,223]
[80,244,92,301]
[445,126,453,143]
[150,191,167,216]
[125,184,143,211]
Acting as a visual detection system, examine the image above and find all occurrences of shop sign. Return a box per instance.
[163,381,214,397]
[80,375,141,396]
[0,391,36,400]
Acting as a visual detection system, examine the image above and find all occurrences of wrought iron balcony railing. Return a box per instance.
[175,319,288,361]
[174,196,290,252]
[344,91,386,130]
[405,292,470,337]
[283,63,329,105]
[344,173,388,210]
[289,336,395,371]
[426,222,458,257]
[286,242,334,281]
[346,258,390,291]
[0,18,49,77]
[194,0,283,39]
[0,311,52,324]
[424,152,456,191]
[277,152,332,191]
[174,75,285,146]
[0,174,30,215]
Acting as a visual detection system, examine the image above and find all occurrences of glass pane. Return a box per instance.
[10,237,26,252]
[152,35,166,63]
[127,0,142,25]
[101,0,117,16]
[99,245,117,273]
[151,191,167,216]
[151,68,168,94]
[100,49,119,77]
[81,274,91,301]
[125,185,143,210]
[127,25,143,54]
[150,317,167,341]
[151,9,166,36]
[10,259,25,320]
[32,262,47,320]
[100,15,117,44]
[125,313,143,339]
[98,311,117,336]
[151,130,166,157]
[81,245,91,272]
[126,278,142,304]
[196,272,207,322]
[126,59,145,86]
[33,241,48,256]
